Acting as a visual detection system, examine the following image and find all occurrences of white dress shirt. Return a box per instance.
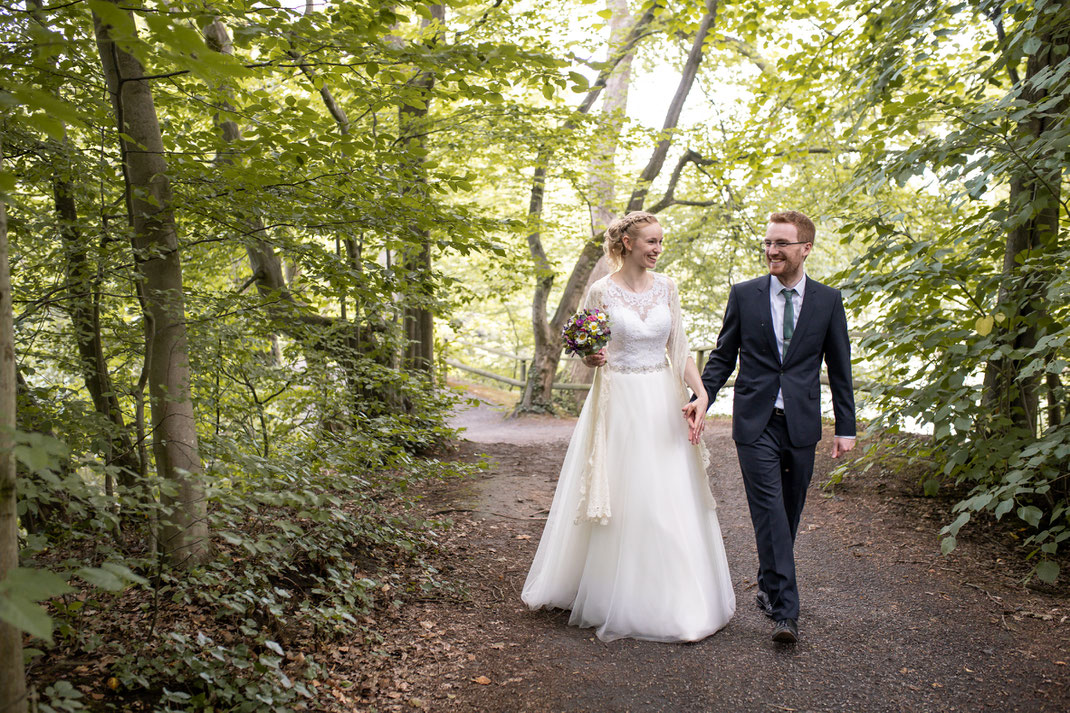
[770,273,805,410]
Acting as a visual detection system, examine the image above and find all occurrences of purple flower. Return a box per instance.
[561,308,612,357]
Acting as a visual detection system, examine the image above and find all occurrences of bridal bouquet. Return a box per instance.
[562,308,611,357]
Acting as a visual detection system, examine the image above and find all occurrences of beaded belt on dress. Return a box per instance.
[606,360,669,374]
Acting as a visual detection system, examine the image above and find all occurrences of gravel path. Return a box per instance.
[364,403,1070,712]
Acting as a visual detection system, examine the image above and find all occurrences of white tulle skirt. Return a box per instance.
[522,366,735,642]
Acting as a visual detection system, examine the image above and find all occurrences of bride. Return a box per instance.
[521,211,735,642]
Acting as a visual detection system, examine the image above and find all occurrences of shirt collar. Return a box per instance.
[771,272,806,298]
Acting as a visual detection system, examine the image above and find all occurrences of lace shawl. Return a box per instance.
[576,274,714,525]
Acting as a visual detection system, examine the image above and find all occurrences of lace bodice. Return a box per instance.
[576,271,710,523]
[597,275,672,373]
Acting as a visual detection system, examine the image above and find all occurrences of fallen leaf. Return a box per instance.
[473,676,491,685]
[515,535,531,540]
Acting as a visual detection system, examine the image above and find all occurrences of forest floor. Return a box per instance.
[339,382,1070,713]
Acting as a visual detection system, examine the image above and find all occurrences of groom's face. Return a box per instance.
[764,222,811,282]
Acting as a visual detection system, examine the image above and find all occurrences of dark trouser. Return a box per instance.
[735,411,816,621]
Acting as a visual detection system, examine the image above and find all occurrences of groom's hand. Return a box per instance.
[832,437,855,459]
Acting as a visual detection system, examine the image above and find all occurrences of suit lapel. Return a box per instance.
[755,278,779,360]
[784,279,820,364]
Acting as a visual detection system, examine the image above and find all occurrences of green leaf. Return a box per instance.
[13,431,68,473]
[76,567,124,591]
[99,562,148,586]
[1035,560,1059,584]
[947,511,970,536]
[1018,505,1043,528]
[88,0,138,39]
[0,593,54,643]
[0,567,73,600]
[994,499,1014,519]
[940,535,956,555]
[33,114,67,141]
[923,477,941,496]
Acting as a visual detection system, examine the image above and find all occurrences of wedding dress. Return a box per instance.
[522,272,735,642]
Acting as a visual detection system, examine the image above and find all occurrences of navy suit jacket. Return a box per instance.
[699,275,856,447]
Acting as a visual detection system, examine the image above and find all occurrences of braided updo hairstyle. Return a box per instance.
[604,211,659,267]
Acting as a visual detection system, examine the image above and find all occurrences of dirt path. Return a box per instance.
[351,400,1069,712]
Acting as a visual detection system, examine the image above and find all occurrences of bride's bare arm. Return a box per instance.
[682,356,708,443]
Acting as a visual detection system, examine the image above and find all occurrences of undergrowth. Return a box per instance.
[16,424,478,712]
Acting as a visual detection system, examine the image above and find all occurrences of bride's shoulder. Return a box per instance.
[589,274,614,294]
[653,272,677,291]
[584,275,612,306]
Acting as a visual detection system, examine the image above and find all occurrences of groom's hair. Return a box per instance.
[769,210,816,244]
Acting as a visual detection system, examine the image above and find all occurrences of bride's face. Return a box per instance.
[623,223,664,270]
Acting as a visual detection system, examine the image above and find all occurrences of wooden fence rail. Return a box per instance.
[446,339,891,395]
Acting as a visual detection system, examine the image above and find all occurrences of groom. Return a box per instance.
[683,210,856,644]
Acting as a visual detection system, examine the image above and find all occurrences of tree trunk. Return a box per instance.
[207,19,402,422]
[569,0,637,401]
[52,149,141,489]
[93,2,207,565]
[981,16,1068,434]
[516,4,659,413]
[519,0,721,412]
[0,145,28,713]
[399,6,445,376]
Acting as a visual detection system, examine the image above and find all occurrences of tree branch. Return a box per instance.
[626,0,720,211]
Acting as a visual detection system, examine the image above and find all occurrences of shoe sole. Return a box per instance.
[772,629,798,644]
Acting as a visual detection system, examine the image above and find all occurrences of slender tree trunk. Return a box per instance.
[0,145,28,713]
[519,0,720,412]
[93,2,207,565]
[516,5,660,412]
[982,16,1068,434]
[569,0,637,400]
[209,18,403,424]
[398,6,445,376]
[52,149,140,489]
[1046,370,1064,429]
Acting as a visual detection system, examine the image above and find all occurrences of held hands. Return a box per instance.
[583,349,606,368]
[832,437,855,459]
[681,394,708,445]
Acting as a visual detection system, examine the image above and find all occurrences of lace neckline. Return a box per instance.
[608,273,655,295]
[603,273,667,320]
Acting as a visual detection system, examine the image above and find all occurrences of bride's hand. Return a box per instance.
[682,395,708,444]
[583,349,606,368]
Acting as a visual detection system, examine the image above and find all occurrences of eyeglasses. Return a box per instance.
[761,240,810,250]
